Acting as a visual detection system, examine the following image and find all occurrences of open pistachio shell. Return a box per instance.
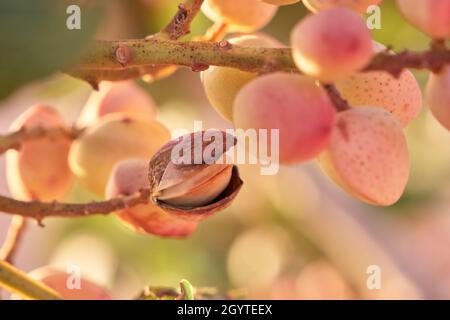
[148,131,243,222]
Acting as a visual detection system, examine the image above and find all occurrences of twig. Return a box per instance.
[0,126,83,154]
[0,216,27,263]
[0,189,150,222]
[364,45,450,76]
[68,39,296,85]
[156,0,204,40]
[69,40,450,84]
[80,0,205,88]
[0,259,62,300]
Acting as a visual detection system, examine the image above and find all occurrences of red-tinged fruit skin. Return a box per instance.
[6,105,74,201]
[233,73,336,164]
[202,0,278,32]
[28,267,111,300]
[427,67,450,131]
[396,0,450,39]
[303,0,381,13]
[77,81,156,127]
[201,33,284,122]
[335,70,422,127]
[291,7,373,82]
[318,107,409,206]
[106,159,197,237]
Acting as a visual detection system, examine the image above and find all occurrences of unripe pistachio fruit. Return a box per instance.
[233,72,336,164]
[6,105,74,201]
[427,67,450,131]
[69,113,170,196]
[106,159,197,237]
[335,42,422,127]
[201,33,284,121]
[318,107,409,206]
[77,81,156,128]
[291,7,373,82]
[149,131,243,222]
[202,0,278,32]
[396,0,450,39]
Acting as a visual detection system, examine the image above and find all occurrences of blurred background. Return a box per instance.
[1,0,450,300]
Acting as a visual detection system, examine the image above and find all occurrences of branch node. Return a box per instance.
[175,5,188,26]
[158,0,204,40]
[35,216,45,228]
[88,79,100,91]
[218,40,232,51]
[115,44,133,66]
[191,63,209,72]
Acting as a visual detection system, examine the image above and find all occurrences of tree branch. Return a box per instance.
[0,126,83,154]
[77,39,291,71]
[69,39,450,84]
[0,189,151,222]
[364,44,450,76]
[78,0,206,88]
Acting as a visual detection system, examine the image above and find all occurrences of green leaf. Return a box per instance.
[0,0,102,99]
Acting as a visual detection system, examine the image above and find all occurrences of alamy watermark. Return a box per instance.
[65,4,381,31]
[171,121,280,176]
[66,265,82,290]
[366,5,382,30]
[66,5,81,30]
[366,265,382,290]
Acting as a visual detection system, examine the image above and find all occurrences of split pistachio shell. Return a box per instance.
[149,131,243,222]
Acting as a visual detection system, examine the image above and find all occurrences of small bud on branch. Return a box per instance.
[157,0,204,40]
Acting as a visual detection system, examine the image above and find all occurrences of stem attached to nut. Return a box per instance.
[364,44,450,76]
[323,84,351,112]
